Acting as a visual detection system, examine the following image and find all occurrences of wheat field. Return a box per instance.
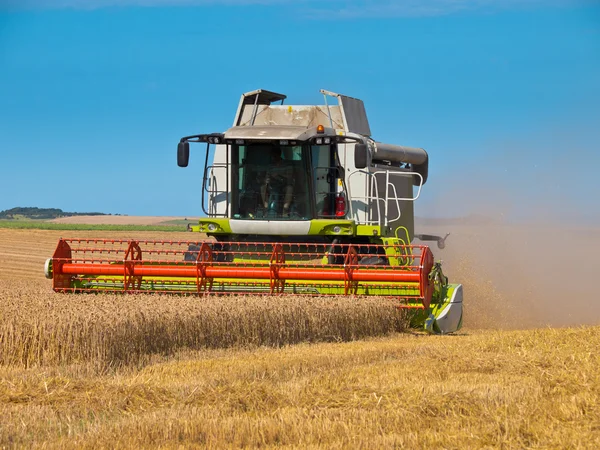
[1,227,599,448]
[0,280,408,369]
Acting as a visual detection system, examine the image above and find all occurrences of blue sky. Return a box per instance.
[0,0,599,222]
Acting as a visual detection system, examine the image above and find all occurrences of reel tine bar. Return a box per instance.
[49,239,434,307]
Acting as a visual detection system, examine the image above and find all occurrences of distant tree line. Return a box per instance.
[0,207,108,220]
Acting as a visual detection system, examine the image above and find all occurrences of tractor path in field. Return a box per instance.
[0,229,195,280]
[0,252,47,259]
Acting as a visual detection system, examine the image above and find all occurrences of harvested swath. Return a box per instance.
[2,326,598,449]
[0,280,408,369]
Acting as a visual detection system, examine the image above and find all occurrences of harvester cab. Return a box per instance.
[44,89,463,335]
[179,89,428,240]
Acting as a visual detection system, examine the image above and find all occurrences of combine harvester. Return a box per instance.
[44,89,463,334]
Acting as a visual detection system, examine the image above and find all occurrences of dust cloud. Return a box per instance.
[415,135,599,330]
[418,221,599,330]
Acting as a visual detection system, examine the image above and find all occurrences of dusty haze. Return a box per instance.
[414,131,599,329]
[416,221,599,330]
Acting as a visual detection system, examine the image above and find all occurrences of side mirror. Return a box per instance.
[354,143,368,169]
[177,141,190,167]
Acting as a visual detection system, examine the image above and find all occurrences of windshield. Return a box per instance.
[231,143,340,220]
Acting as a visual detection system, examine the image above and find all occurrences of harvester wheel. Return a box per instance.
[184,242,231,262]
[358,256,387,265]
[212,241,232,262]
[326,239,346,265]
[326,239,388,266]
[184,244,201,261]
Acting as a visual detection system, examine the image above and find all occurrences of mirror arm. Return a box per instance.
[180,134,207,143]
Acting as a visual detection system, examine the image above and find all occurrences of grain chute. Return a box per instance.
[44,89,463,334]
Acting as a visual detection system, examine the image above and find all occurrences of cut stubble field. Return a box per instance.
[0,225,599,448]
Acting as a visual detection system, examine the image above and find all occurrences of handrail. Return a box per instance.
[203,163,229,217]
[347,170,424,227]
